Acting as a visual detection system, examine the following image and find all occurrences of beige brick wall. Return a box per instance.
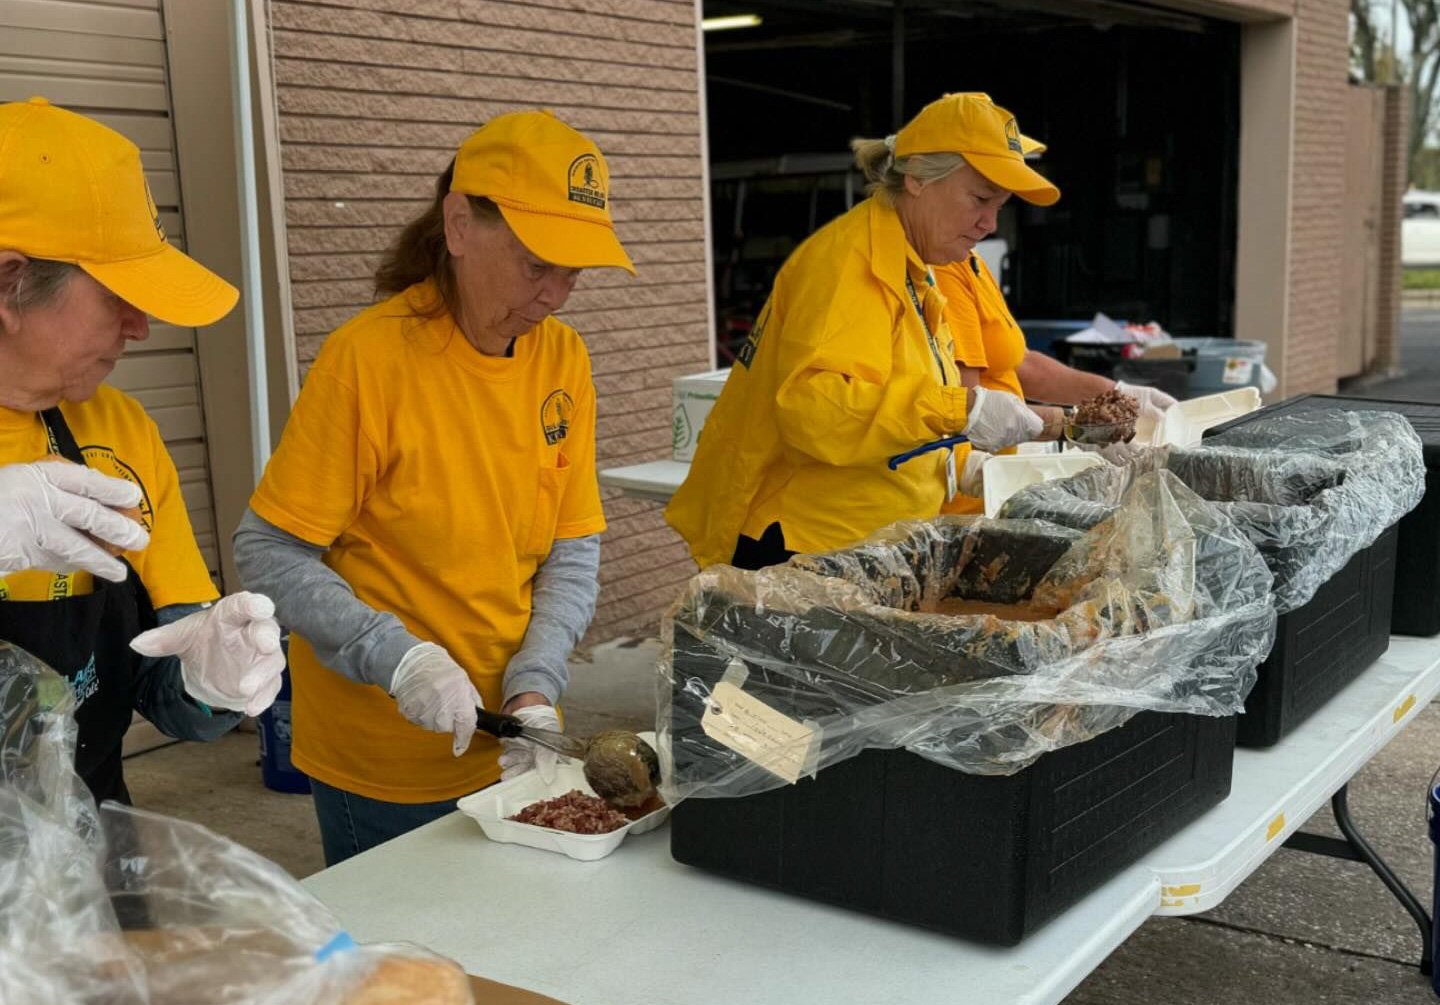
[266,0,1357,644]
[1375,84,1408,373]
[1283,0,1348,394]
[268,0,706,643]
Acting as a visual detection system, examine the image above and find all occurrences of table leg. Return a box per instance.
[1281,783,1433,975]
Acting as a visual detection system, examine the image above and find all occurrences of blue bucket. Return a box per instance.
[258,651,310,795]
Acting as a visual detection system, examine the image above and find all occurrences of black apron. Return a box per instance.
[0,407,157,805]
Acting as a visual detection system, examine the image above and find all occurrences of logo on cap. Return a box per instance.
[567,154,606,209]
[144,179,165,240]
[1004,119,1022,155]
[541,388,575,445]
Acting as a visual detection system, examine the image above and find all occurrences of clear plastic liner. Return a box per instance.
[1000,410,1426,613]
[0,642,473,1005]
[659,471,1276,799]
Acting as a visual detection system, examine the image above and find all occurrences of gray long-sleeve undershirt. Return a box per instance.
[231,508,599,704]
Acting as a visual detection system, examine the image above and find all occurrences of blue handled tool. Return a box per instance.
[887,434,969,471]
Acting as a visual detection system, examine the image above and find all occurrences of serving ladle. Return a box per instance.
[1027,400,1135,447]
[474,708,661,809]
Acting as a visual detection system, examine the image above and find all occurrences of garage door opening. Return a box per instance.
[702,0,1240,366]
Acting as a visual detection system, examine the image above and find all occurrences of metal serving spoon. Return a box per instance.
[1027,400,1135,447]
[474,709,662,809]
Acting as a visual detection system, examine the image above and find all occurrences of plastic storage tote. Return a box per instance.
[1004,409,1425,746]
[1015,319,1090,358]
[1207,394,1440,637]
[1234,523,1397,746]
[669,709,1235,945]
[1169,337,1268,396]
[661,488,1273,942]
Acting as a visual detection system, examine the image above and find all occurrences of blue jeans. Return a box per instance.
[310,779,458,867]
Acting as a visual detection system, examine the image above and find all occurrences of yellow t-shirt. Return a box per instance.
[249,283,607,803]
[665,198,969,569]
[0,387,217,606]
[935,254,1030,515]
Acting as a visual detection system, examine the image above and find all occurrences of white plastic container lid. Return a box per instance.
[1147,387,1263,448]
[982,453,1105,517]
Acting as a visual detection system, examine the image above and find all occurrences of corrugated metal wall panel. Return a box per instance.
[0,0,220,581]
[270,0,708,642]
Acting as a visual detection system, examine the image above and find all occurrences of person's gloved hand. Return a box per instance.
[497,702,562,783]
[130,593,285,716]
[0,460,149,582]
[962,387,1045,452]
[1114,381,1177,423]
[387,642,482,756]
[959,449,991,497]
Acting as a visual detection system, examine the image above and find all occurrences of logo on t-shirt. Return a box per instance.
[567,154,606,209]
[81,445,154,530]
[541,389,575,446]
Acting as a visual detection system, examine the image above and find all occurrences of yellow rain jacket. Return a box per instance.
[666,197,971,569]
[935,253,1030,515]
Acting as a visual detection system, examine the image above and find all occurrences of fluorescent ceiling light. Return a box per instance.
[702,14,762,31]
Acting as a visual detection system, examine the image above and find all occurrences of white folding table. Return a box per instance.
[597,460,687,504]
[301,636,1440,1005]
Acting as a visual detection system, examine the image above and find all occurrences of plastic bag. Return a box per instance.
[659,470,1275,800]
[0,642,473,1005]
[1001,409,1426,612]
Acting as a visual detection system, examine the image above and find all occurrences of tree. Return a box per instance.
[1353,0,1379,82]
[1402,0,1440,180]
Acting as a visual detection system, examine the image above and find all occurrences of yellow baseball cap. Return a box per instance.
[0,97,238,327]
[895,93,1060,206]
[451,110,636,275]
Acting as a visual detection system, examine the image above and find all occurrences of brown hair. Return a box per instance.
[373,157,503,319]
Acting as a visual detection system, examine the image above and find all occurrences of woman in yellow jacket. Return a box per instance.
[667,93,1054,570]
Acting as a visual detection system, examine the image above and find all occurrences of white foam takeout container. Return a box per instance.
[982,452,1105,518]
[1134,387,1263,448]
[455,731,669,862]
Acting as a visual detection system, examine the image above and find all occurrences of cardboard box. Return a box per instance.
[671,368,731,462]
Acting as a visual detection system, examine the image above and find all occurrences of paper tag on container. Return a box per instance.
[701,680,819,785]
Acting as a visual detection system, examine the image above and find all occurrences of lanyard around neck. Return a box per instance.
[905,273,948,386]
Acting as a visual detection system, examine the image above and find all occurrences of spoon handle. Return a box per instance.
[474,708,524,738]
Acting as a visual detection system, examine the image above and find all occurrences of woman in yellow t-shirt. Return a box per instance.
[234,112,635,865]
[934,247,1178,515]
[0,98,285,806]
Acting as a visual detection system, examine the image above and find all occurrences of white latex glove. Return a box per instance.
[388,642,483,756]
[497,703,562,783]
[130,592,285,717]
[959,449,991,497]
[961,387,1045,452]
[0,460,149,582]
[1114,381,1178,424]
